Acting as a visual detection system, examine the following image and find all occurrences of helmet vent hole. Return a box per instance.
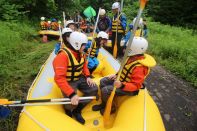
[75,42,79,47]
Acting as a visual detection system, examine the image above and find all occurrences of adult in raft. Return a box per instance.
[53,32,98,124]
[92,37,156,114]
[84,31,109,74]
[96,9,111,33]
[111,2,127,58]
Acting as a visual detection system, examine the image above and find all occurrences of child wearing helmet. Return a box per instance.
[51,18,59,31]
[54,28,73,54]
[92,37,156,115]
[84,31,109,74]
[133,17,144,37]
[65,20,77,31]
[53,32,98,124]
[40,17,48,30]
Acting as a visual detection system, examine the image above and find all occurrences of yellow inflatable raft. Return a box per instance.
[38,30,60,36]
[17,48,165,131]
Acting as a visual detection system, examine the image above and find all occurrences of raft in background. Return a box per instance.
[38,30,60,42]
[17,48,165,131]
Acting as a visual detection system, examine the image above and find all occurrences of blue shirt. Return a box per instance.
[123,31,132,46]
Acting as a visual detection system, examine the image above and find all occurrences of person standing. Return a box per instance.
[97,9,111,33]
[111,2,127,58]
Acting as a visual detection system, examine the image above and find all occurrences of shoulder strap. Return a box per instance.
[62,48,75,81]
[122,62,141,82]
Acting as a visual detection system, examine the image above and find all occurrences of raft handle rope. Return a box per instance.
[22,109,50,131]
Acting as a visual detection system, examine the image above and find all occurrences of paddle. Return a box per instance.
[63,11,66,27]
[103,0,148,128]
[0,96,96,105]
[113,0,123,58]
[87,8,101,61]
[112,5,120,58]
[58,22,63,47]
[0,96,96,118]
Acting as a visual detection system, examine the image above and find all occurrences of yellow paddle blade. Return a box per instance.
[103,87,116,128]
[0,99,13,105]
[140,0,148,9]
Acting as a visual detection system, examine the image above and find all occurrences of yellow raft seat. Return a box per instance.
[17,48,165,131]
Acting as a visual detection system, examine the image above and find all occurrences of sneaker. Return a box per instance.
[72,111,85,124]
[92,103,105,111]
[65,109,72,117]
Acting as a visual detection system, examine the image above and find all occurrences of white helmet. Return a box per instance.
[62,28,73,35]
[127,37,148,56]
[48,21,51,24]
[112,2,120,9]
[133,17,143,27]
[69,32,88,51]
[97,31,109,39]
[41,17,45,21]
[99,9,106,15]
[65,20,75,27]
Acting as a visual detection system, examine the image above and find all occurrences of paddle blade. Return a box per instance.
[140,0,148,9]
[103,87,116,128]
[113,39,118,58]
[0,99,12,105]
[0,106,11,119]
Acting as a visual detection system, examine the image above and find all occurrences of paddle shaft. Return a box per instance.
[58,23,63,46]
[63,11,66,27]
[1,96,96,105]
[87,8,101,60]
[3,100,89,107]
[120,0,124,12]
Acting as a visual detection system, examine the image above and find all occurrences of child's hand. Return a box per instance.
[114,80,122,88]
[108,74,117,80]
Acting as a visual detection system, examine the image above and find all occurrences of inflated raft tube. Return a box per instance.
[38,30,60,36]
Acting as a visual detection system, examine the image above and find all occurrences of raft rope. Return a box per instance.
[143,88,147,131]
[22,109,50,131]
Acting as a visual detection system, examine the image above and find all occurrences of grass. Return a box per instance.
[147,21,197,87]
[0,21,55,131]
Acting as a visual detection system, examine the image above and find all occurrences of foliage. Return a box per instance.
[147,0,197,29]
[147,21,197,87]
[0,0,26,21]
[0,21,55,130]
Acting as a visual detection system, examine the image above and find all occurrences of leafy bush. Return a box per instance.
[0,21,54,130]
